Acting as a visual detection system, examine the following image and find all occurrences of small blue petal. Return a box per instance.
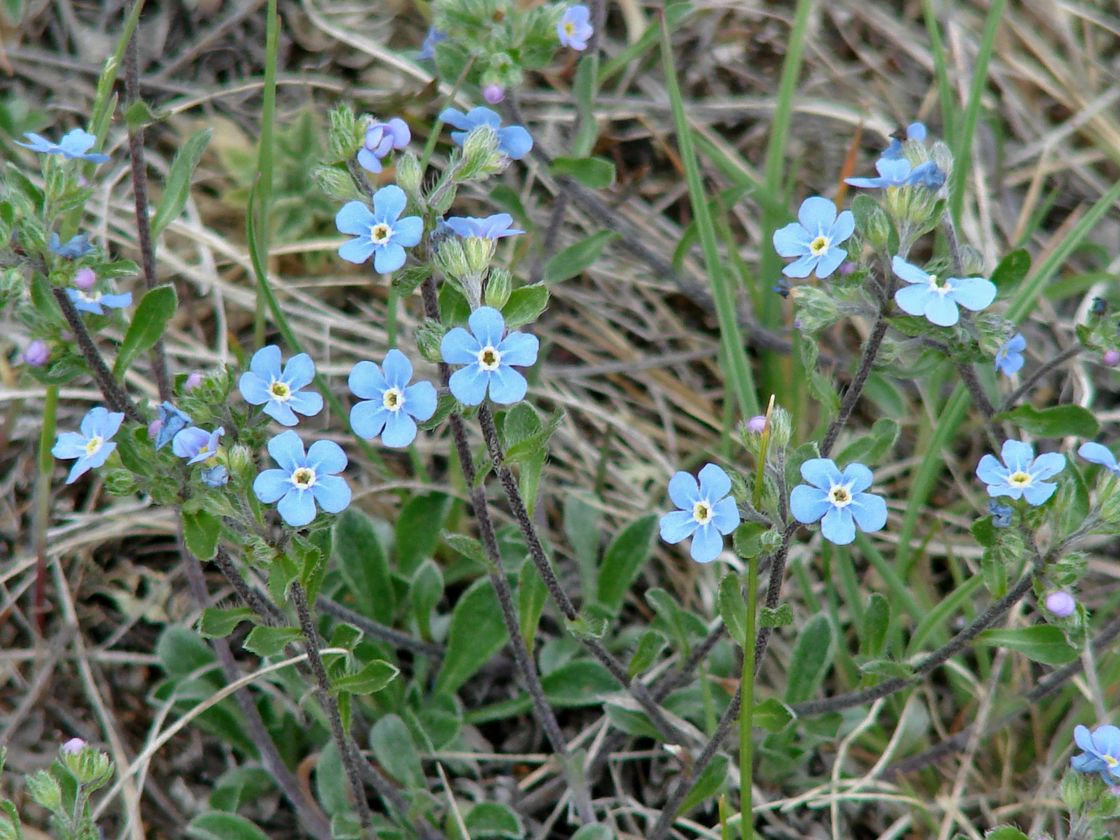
[312,475,352,514]
[689,523,724,563]
[449,364,489,405]
[278,488,317,527]
[668,471,700,509]
[820,506,856,545]
[660,510,697,544]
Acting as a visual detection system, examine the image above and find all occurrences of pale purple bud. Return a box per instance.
[74,267,97,290]
[61,737,86,754]
[1103,349,1120,368]
[1045,590,1075,618]
[23,339,49,367]
[746,415,767,434]
[483,84,505,105]
[148,419,162,441]
[183,371,204,393]
[838,261,856,276]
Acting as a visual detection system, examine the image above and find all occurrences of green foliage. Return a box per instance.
[596,514,658,614]
[435,578,509,695]
[113,284,177,377]
[977,625,1079,665]
[550,156,616,189]
[543,231,615,284]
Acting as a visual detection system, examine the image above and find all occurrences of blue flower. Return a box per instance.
[349,349,437,448]
[906,122,927,142]
[172,426,225,465]
[201,464,229,487]
[790,459,888,545]
[440,306,539,405]
[238,345,324,427]
[845,157,944,190]
[892,256,996,326]
[444,213,524,240]
[154,402,192,450]
[357,118,411,174]
[253,431,351,527]
[659,463,741,563]
[49,233,93,259]
[418,26,446,60]
[994,333,1027,376]
[772,196,855,279]
[17,128,109,163]
[1078,442,1120,477]
[66,287,132,315]
[439,107,533,161]
[336,185,423,274]
[1071,724,1120,785]
[558,5,593,50]
[988,500,1013,528]
[976,440,1064,505]
[52,406,125,484]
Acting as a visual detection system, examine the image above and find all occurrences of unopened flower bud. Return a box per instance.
[147,418,162,441]
[395,153,422,197]
[183,371,204,393]
[483,84,505,104]
[74,267,96,290]
[484,267,512,310]
[746,415,767,434]
[23,339,49,367]
[61,737,86,754]
[1103,349,1120,367]
[768,405,792,447]
[1045,590,1076,617]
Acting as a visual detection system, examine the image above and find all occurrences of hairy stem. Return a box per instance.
[1001,344,1083,411]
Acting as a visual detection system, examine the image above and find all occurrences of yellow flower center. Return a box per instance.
[828,484,852,507]
[809,235,829,256]
[292,467,315,489]
[564,21,575,35]
[1107,755,1119,767]
[371,223,392,244]
[383,387,404,411]
[478,346,501,371]
[692,501,712,525]
[269,380,291,401]
[85,435,103,456]
[1008,470,1032,487]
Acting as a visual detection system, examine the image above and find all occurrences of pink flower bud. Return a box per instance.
[22,339,49,367]
[183,371,204,393]
[148,419,162,441]
[839,261,856,276]
[746,415,767,434]
[1045,590,1076,618]
[483,84,505,104]
[74,267,97,290]
[61,737,86,754]
[1104,349,1120,368]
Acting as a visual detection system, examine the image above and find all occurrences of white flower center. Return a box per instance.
[382,387,405,412]
[477,345,501,371]
[809,235,830,256]
[927,274,954,296]
[78,290,103,303]
[85,435,103,456]
[1008,470,1032,488]
[371,223,393,245]
[692,501,712,525]
[292,467,316,489]
[828,483,853,508]
[269,380,291,401]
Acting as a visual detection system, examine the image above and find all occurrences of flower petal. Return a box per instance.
[372,185,407,222]
[339,237,376,265]
[403,380,437,421]
[250,345,283,379]
[449,364,488,405]
[282,353,315,389]
[392,216,423,248]
[1001,440,1035,473]
[697,463,732,501]
[486,365,528,404]
[797,196,837,234]
[52,432,89,459]
[336,201,375,236]
[381,349,413,388]
[790,485,831,524]
[976,453,1007,485]
[348,360,386,399]
[497,331,538,367]
[306,440,347,475]
[923,293,959,327]
[668,471,700,509]
[350,401,388,440]
[892,256,931,285]
[660,510,696,544]
[1022,481,1057,506]
[498,126,533,160]
[267,430,305,472]
[373,242,406,274]
[814,247,846,279]
[840,463,874,493]
[689,523,724,563]
[710,497,741,534]
[468,306,506,348]
[1078,442,1118,471]
[381,411,418,448]
[949,277,996,312]
[287,390,324,418]
[441,327,480,365]
[800,458,842,489]
[312,475,352,514]
[820,506,856,545]
[782,254,819,279]
[849,492,887,533]
[1030,452,1066,481]
[254,469,291,503]
[828,209,855,244]
[772,222,809,258]
[278,488,317,527]
[1075,725,1096,753]
[893,285,930,319]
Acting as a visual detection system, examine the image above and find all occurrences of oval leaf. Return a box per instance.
[113,285,178,377]
[978,625,1078,665]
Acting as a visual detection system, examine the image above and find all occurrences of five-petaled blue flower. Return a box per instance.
[444,214,524,240]
[66,287,132,315]
[18,128,109,163]
[336,185,423,274]
[976,440,1064,506]
[441,306,539,405]
[419,26,446,60]
[994,333,1027,376]
[172,426,225,465]
[1071,724,1120,786]
[358,118,411,174]
[659,463,741,564]
[49,233,93,259]
[349,349,437,448]
[790,459,888,545]
[558,5,593,50]
[155,402,192,450]
[845,157,944,190]
[439,107,533,161]
[772,196,855,279]
[1078,442,1120,477]
[253,431,351,527]
[892,256,996,327]
[52,406,124,484]
[238,345,324,426]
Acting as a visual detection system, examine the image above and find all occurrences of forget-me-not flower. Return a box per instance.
[201,464,229,487]
[659,463,741,564]
[439,107,533,160]
[444,213,524,240]
[790,458,887,545]
[172,426,225,465]
[52,406,125,484]
[419,26,446,60]
[1078,442,1120,476]
[892,256,996,327]
[772,196,855,279]
[357,118,411,174]
[253,431,351,527]
[154,402,192,450]
[988,500,1013,528]
[336,185,423,274]
[558,5,593,50]
[976,440,1064,505]
[66,287,132,315]
[1071,724,1120,785]
[440,306,538,405]
[17,128,109,163]
[845,157,944,190]
[882,122,928,159]
[49,233,94,259]
[349,349,437,448]
[995,333,1027,376]
[238,345,324,426]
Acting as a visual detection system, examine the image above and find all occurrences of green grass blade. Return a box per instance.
[921,0,956,143]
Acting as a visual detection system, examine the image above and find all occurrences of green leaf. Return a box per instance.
[991,249,1031,290]
[332,660,399,695]
[113,285,178,377]
[572,826,615,840]
[596,514,658,614]
[998,404,1099,438]
[435,578,508,694]
[861,593,890,658]
[464,802,524,839]
[858,658,914,680]
[199,607,256,639]
[443,533,488,568]
[564,494,602,598]
[123,98,166,129]
[294,534,327,608]
[543,230,615,285]
[518,563,548,652]
[977,625,1078,665]
[835,418,900,467]
[156,626,217,678]
[541,660,616,707]
[501,284,550,329]
[151,128,212,238]
[717,574,747,647]
[395,492,451,575]
[314,740,350,817]
[502,412,564,465]
[627,629,667,678]
[369,714,424,788]
[333,509,394,624]
[985,828,1030,840]
[182,509,220,560]
[242,625,301,658]
[784,614,834,705]
[186,812,269,840]
[409,560,444,641]
[752,697,795,733]
[678,752,729,814]
[759,603,793,628]
[549,156,616,189]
